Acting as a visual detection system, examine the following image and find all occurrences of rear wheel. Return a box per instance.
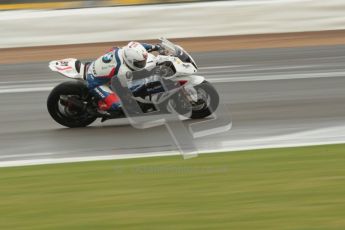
[47,81,97,128]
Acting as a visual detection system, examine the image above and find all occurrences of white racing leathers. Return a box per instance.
[86,43,160,111]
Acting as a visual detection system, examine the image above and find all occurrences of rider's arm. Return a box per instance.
[114,72,128,88]
[141,43,161,52]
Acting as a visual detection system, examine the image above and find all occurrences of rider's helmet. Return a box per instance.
[122,42,148,71]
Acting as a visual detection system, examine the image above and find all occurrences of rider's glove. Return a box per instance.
[155,44,167,55]
[153,44,162,51]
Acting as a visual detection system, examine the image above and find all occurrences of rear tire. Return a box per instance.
[47,81,97,128]
[190,81,219,119]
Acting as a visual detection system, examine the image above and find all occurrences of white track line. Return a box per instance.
[1,140,345,168]
[0,152,179,168]
[209,71,345,82]
[1,70,344,94]
[0,87,53,94]
[199,65,251,70]
[199,65,322,74]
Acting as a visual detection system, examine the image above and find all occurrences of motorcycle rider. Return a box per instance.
[86,41,161,114]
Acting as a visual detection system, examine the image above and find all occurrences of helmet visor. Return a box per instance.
[133,59,147,69]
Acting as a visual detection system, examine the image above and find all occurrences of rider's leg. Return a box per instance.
[93,85,121,111]
[86,72,121,111]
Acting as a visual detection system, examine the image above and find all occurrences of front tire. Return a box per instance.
[190,81,219,119]
[47,81,97,128]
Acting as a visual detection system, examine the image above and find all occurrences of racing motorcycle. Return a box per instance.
[47,38,219,128]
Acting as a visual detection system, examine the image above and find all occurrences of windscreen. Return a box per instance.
[159,38,198,69]
[174,46,198,69]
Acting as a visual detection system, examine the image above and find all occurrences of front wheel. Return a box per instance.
[189,81,219,119]
[47,81,97,128]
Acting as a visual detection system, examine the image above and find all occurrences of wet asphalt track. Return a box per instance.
[0,45,345,165]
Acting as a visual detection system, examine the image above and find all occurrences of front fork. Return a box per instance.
[181,84,198,103]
